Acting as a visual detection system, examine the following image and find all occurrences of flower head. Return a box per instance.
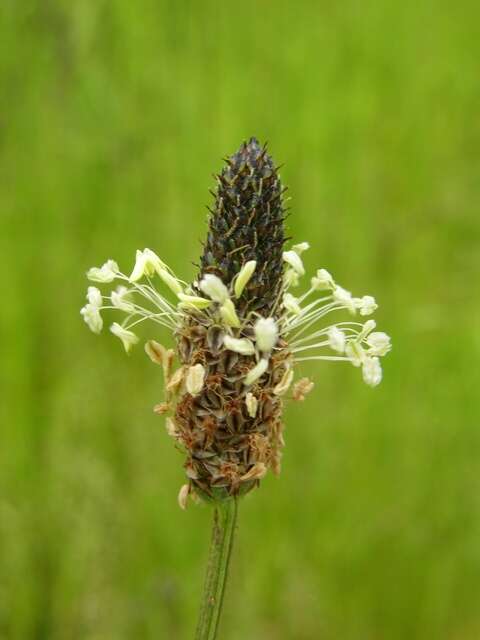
[80,138,391,506]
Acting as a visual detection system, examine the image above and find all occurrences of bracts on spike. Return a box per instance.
[175,139,291,500]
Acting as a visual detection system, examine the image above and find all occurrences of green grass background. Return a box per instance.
[1,1,479,638]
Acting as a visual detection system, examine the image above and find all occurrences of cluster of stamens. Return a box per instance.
[81,242,391,505]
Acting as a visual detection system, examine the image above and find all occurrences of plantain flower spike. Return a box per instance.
[80,138,391,507]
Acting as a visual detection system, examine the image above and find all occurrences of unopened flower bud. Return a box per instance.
[234,261,257,298]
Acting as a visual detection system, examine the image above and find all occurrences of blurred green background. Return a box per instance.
[1,1,479,638]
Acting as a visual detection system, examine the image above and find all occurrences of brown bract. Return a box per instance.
[200,137,287,317]
[173,315,291,500]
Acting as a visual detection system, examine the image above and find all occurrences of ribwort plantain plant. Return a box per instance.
[81,138,391,639]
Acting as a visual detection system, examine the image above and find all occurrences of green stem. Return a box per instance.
[195,498,238,640]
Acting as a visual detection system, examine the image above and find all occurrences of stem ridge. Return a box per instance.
[195,498,238,640]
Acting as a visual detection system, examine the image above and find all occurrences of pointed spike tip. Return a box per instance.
[199,139,286,317]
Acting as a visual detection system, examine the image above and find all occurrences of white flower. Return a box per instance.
[366,332,392,357]
[80,304,103,334]
[292,242,310,254]
[234,260,257,298]
[87,286,102,308]
[327,326,346,353]
[245,392,258,418]
[333,285,356,314]
[356,295,378,316]
[345,340,365,367]
[177,293,212,309]
[283,293,302,315]
[110,322,139,353]
[129,248,166,282]
[219,299,241,328]
[223,335,255,356]
[199,274,230,303]
[87,259,119,283]
[244,358,269,386]
[111,286,134,312]
[254,317,278,352]
[282,250,305,276]
[311,268,334,291]
[185,363,205,396]
[362,356,382,387]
